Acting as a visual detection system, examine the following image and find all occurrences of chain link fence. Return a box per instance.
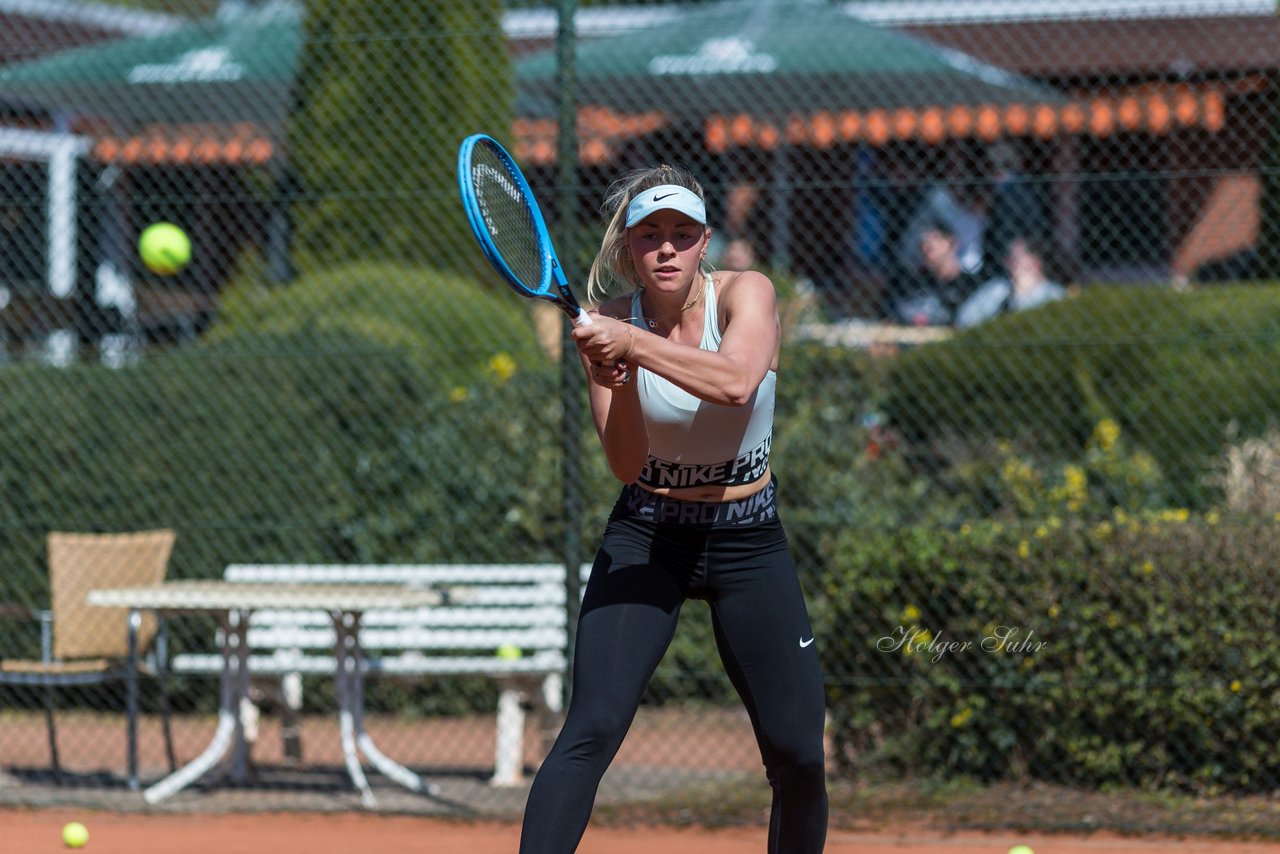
[1,0,1279,825]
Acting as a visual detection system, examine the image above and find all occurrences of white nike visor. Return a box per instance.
[625,184,707,228]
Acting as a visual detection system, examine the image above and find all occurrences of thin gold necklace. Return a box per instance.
[640,277,704,329]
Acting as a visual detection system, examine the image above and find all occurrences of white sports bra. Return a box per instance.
[630,275,776,489]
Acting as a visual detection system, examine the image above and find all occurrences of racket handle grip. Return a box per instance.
[570,308,623,373]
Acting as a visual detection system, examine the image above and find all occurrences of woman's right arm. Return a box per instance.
[578,299,649,484]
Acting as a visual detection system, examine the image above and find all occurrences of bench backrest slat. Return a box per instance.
[225,563,590,584]
[247,627,567,650]
[247,605,566,628]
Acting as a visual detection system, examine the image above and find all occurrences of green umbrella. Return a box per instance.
[517,0,1060,122]
[0,3,299,132]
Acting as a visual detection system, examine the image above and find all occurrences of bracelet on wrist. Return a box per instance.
[622,325,636,361]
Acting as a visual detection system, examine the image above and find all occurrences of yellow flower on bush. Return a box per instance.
[1231,680,1243,693]
[1141,560,1155,575]
[449,386,469,403]
[1018,540,1030,558]
[488,351,517,382]
[1000,457,1042,515]
[900,604,921,624]
[1131,450,1160,479]
[1093,418,1121,454]
[904,628,932,654]
[1061,464,1088,512]
[1002,457,1035,485]
[950,707,974,728]
[1046,464,1086,514]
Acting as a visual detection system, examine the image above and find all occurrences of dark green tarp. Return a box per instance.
[517,0,1060,120]
[0,3,299,131]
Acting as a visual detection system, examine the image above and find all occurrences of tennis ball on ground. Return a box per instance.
[138,222,191,275]
[1007,845,1034,854]
[496,643,523,661]
[62,821,89,848]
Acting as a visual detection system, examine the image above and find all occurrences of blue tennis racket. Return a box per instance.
[457,134,592,328]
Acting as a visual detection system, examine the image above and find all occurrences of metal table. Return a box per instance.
[87,580,449,807]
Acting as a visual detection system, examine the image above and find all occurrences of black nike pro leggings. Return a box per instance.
[520,480,829,853]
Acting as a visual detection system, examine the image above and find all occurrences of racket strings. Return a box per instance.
[470,145,546,291]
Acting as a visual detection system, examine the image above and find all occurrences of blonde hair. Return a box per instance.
[586,164,710,305]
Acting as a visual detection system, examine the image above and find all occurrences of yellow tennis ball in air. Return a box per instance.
[62,821,89,848]
[1008,845,1035,854]
[496,643,523,661]
[138,222,191,275]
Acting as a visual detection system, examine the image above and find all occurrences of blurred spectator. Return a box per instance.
[720,238,757,271]
[891,220,984,326]
[724,181,761,240]
[982,142,1047,280]
[955,236,1067,328]
[897,182,985,277]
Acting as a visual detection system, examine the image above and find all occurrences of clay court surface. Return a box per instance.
[0,707,764,780]
[8,808,1280,854]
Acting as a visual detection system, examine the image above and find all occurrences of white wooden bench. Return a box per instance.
[169,563,589,786]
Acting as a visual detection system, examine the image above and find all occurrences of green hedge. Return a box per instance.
[883,285,1280,510]
[211,261,546,387]
[1,263,550,587]
[0,328,429,591]
[819,513,1280,793]
[776,340,960,533]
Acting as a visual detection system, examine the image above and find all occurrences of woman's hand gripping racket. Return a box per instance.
[457,134,593,328]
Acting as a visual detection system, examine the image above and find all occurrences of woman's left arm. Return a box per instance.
[626,271,778,406]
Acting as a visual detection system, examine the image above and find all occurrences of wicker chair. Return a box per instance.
[0,530,177,788]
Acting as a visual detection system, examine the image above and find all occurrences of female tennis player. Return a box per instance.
[519,164,829,853]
